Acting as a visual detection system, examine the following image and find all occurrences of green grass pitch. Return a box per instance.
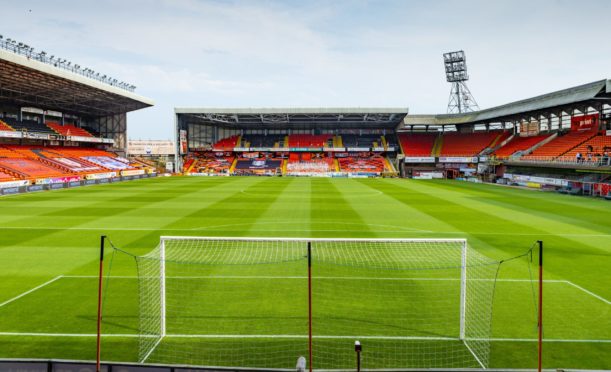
[0,176,609,369]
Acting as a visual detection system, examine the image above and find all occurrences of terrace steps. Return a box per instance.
[37,157,74,174]
[384,157,395,172]
[431,135,443,156]
[229,158,239,174]
[0,164,26,179]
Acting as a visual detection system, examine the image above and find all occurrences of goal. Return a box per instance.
[127,237,498,370]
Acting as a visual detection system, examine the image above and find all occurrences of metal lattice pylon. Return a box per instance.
[443,51,480,114]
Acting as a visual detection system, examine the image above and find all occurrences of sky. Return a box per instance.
[2,0,610,140]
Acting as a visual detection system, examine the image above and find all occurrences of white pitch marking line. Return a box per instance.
[464,341,485,369]
[61,275,567,283]
[0,275,63,308]
[0,332,609,343]
[140,336,163,363]
[0,332,139,337]
[47,276,611,304]
[487,338,611,343]
[564,280,611,305]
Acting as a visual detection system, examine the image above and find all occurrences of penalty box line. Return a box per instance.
[0,275,63,308]
[0,332,609,344]
[63,275,611,304]
[2,275,606,308]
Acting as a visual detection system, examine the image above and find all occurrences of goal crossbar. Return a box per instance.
[160,236,468,243]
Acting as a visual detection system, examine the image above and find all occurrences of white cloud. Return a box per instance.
[2,0,610,138]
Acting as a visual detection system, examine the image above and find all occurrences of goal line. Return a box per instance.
[1,332,609,344]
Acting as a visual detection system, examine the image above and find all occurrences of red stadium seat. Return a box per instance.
[288,134,332,148]
[398,133,437,156]
[439,132,503,156]
[46,122,94,137]
[0,120,15,132]
[212,135,240,151]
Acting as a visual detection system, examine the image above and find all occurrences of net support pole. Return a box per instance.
[537,240,543,372]
[355,341,362,372]
[96,235,106,372]
[307,241,313,372]
[160,238,167,337]
[459,239,467,340]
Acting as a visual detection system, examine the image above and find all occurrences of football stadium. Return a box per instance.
[0,4,610,372]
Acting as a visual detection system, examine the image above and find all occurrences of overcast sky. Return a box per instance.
[3,0,610,139]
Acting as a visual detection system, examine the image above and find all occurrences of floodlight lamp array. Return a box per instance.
[0,34,136,92]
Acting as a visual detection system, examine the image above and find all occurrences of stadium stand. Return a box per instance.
[42,146,117,158]
[288,134,332,148]
[0,169,15,181]
[241,135,285,148]
[562,133,611,160]
[46,122,93,137]
[0,119,14,131]
[42,157,103,173]
[439,131,505,156]
[0,158,69,179]
[1,145,39,159]
[397,133,437,156]
[341,134,381,148]
[524,129,598,159]
[0,144,140,179]
[2,118,57,135]
[213,135,240,151]
[234,158,283,175]
[286,153,334,175]
[188,153,235,174]
[82,126,101,137]
[338,155,386,174]
[382,134,397,149]
[83,156,131,170]
[0,146,26,158]
[182,157,195,172]
[494,134,552,158]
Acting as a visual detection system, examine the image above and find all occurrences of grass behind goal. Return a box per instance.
[105,237,499,370]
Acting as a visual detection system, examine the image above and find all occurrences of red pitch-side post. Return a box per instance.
[307,241,313,372]
[96,235,106,372]
[537,240,543,372]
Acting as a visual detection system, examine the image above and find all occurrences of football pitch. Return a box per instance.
[0,176,609,369]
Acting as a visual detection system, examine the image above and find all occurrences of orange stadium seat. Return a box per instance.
[1,145,38,159]
[0,145,125,178]
[524,129,598,159]
[563,134,611,159]
[0,170,15,181]
[44,146,116,158]
[494,134,551,158]
[0,158,70,179]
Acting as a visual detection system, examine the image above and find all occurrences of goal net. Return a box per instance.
[129,237,499,370]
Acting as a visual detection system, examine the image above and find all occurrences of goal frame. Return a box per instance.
[151,236,473,369]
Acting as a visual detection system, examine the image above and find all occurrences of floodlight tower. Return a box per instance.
[443,50,479,114]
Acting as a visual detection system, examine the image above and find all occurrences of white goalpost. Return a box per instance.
[131,237,497,370]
